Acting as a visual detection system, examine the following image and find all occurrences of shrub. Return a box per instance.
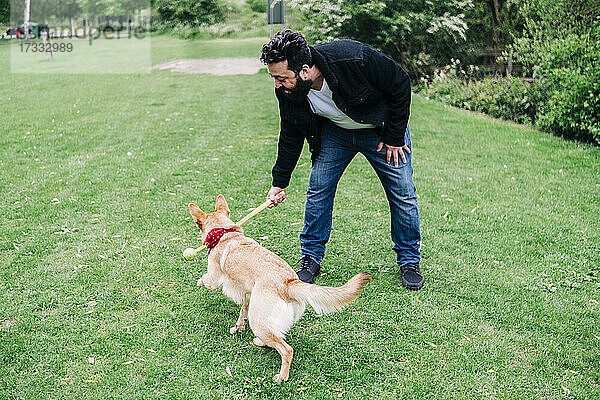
[167,4,270,39]
[1,0,11,24]
[532,27,600,144]
[246,0,266,13]
[289,0,474,78]
[155,0,227,27]
[509,0,600,143]
[420,17,600,145]
[419,71,545,126]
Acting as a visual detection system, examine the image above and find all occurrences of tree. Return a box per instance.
[465,0,524,49]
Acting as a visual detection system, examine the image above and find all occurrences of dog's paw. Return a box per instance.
[230,325,245,334]
[196,278,203,287]
[253,337,266,347]
[273,373,288,383]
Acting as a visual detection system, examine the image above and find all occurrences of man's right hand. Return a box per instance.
[267,186,286,208]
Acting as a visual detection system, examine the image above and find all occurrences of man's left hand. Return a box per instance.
[377,141,411,166]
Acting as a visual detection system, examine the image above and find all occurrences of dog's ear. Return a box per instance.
[188,203,206,230]
[215,194,230,217]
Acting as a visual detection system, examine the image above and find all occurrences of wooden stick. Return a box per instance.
[236,199,273,225]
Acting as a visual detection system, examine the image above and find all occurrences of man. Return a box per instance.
[260,30,423,290]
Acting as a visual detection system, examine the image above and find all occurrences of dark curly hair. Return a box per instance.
[260,29,313,73]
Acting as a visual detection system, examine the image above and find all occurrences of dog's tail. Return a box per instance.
[287,273,372,315]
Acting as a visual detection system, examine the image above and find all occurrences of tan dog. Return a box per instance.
[188,195,371,382]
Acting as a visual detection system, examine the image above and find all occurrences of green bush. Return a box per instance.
[0,0,10,24]
[289,0,474,78]
[246,0,266,13]
[155,0,227,27]
[419,72,545,126]
[509,0,600,144]
[532,27,600,144]
[167,5,269,39]
[419,19,600,145]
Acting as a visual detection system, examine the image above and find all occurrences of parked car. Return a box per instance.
[6,23,42,38]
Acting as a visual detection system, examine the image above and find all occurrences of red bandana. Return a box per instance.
[203,228,240,252]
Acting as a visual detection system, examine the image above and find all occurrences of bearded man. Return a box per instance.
[260,30,423,291]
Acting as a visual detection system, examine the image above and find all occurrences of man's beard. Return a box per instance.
[277,76,313,104]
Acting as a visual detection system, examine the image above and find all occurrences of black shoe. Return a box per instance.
[296,255,321,283]
[401,263,424,291]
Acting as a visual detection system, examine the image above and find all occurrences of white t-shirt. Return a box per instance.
[307,78,375,130]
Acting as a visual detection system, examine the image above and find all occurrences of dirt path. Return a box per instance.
[152,58,264,75]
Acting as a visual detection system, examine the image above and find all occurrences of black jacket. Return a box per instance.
[272,39,411,189]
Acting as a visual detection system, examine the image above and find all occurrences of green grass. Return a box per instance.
[5,34,268,74]
[1,35,599,399]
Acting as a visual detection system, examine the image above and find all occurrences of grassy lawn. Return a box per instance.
[1,35,599,399]
[6,34,267,73]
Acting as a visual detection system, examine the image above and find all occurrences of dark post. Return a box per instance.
[267,0,285,37]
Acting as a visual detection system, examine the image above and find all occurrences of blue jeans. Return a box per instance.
[300,120,421,267]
